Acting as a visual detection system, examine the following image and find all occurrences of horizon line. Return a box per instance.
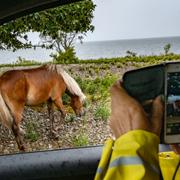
[82,35,180,43]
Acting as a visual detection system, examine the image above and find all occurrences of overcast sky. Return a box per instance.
[84,0,180,41]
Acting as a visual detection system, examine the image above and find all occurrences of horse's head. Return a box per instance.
[70,95,86,117]
[57,67,86,117]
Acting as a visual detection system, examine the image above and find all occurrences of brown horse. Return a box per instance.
[0,64,86,151]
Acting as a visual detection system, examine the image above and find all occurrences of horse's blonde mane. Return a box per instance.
[47,64,86,102]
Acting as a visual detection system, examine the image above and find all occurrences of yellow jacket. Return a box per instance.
[94,130,180,180]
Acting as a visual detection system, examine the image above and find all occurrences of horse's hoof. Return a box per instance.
[20,128,26,135]
[19,145,26,152]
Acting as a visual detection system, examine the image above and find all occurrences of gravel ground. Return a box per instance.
[0,106,112,154]
[0,63,138,154]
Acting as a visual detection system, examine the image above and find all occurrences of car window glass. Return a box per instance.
[0,0,180,154]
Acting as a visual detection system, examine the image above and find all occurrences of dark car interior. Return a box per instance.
[0,0,80,25]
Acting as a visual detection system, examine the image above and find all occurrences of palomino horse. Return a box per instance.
[0,64,86,151]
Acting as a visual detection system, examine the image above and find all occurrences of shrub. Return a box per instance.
[15,57,39,65]
[163,43,171,55]
[126,50,137,57]
[25,121,39,142]
[72,132,89,147]
[94,104,110,121]
[95,67,100,74]
[75,74,117,100]
[52,47,79,64]
[65,114,76,122]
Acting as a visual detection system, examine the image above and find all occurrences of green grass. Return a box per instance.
[25,121,39,142]
[72,132,89,147]
[65,114,77,122]
[76,74,118,100]
[94,103,110,121]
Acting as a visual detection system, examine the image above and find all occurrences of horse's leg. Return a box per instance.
[48,99,61,139]
[54,98,66,119]
[47,99,55,132]
[11,104,26,151]
[12,120,25,151]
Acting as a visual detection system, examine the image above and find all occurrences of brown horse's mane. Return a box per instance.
[45,64,86,103]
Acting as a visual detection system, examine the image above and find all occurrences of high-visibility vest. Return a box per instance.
[94,130,180,180]
[159,151,180,180]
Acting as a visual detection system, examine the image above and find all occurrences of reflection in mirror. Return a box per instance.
[0,0,180,154]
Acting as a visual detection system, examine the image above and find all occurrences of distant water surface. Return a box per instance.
[75,36,180,59]
[0,36,180,64]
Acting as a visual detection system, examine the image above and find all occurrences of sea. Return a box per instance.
[0,36,180,64]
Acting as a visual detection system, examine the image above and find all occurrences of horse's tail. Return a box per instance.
[0,92,13,129]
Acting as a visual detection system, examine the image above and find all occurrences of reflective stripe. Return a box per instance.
[110,156,143,167]
[109,156,160,175]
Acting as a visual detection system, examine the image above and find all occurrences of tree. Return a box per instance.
[0,18,32,51]
[164,43,171,55]
[0,0,95,54]
[126,50,137,57]
[32,0,95,53]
